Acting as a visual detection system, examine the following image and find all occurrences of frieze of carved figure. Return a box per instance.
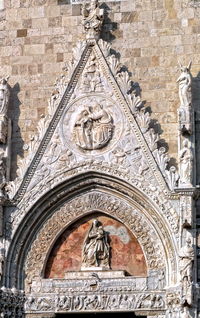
[179,139,193,186]
[177,61,192,134]
[26,293,165,312]
[0,77,10,144]
[179,237,194,284]
[82,219,110,270]
[81,0,104,40]
[74,103,114,150]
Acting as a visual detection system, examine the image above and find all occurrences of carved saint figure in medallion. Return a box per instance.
[74,103,114,150]
[82,219,110,270]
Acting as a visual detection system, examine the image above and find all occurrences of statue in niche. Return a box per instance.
[179,139,193,185]
[81,0,104,40]
[179,237,194,284]
[81,219,110,269]
[177,62,192,134]
[0,77,10,144]
[74,103,114,150]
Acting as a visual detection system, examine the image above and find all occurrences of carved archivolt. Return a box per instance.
[25,191,175,289]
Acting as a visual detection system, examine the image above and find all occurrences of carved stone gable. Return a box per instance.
[7,37,178,214]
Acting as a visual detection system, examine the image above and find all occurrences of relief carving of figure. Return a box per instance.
[177,62,192,134]
[0,77,10,144]
[80,55,103,93]
[179,140,193,185]
[179,238,194,283]
[74,103,114,150]
[81,219,110,269]
[81,0,104,40]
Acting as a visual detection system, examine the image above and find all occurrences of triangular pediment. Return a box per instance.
[7,42,176,205]
[7,11,178,205]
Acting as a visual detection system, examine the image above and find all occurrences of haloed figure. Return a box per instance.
[82,219,110,270]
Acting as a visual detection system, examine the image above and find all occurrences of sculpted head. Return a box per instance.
[92,219,99,227]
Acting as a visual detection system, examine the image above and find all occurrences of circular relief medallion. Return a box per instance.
[61,95,124,156]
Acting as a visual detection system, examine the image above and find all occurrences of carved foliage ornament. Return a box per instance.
[25,192,166,286]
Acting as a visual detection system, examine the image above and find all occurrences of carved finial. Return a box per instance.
[81,0,104,42]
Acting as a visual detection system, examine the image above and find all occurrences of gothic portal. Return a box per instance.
[0,1,199,318]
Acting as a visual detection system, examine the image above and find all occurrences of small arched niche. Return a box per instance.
[44,212,147,278]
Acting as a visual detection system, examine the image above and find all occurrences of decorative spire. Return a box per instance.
[81,0,104,42]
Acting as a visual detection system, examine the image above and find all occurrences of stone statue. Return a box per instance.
[179,139,193,186]
[0,77,10,144]
[82,219,110,269]
[177,62,192,134]
[179,238,194,283]
[74,103,114,150]
[81,0,104,40]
